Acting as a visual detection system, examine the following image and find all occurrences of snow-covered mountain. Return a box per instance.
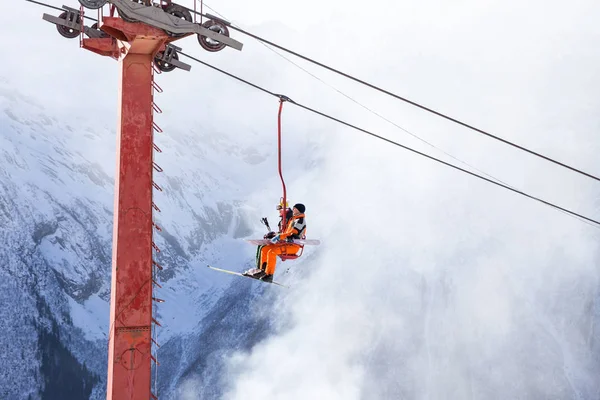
[0,70,325,398]
[3,0,600,399]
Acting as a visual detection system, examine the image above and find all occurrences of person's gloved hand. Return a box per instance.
[264,231,276,239]
[270,234,281,243]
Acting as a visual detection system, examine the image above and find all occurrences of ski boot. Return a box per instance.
[243,268,266,280]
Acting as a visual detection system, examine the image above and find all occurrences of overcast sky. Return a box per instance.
[6,0,600,399]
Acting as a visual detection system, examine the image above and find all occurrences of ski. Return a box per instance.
[206,265,288,288]
[245,239,321,246]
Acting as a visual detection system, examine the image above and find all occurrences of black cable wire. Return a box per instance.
[189,8,600,184]
[201,3,516,191]
[24,0,99,21]
[25,0,62,11]
[22,0,600,228]
[178,51,600,228]
[27,0,600,183]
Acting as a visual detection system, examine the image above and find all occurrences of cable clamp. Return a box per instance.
[275,94,294,103]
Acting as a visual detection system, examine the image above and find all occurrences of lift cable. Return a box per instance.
[201,2,514,189]
[178,50,600,228]
[187,5,600,184]
[28,0,597,185]
[22,0,600,228]
[24,0,98,21]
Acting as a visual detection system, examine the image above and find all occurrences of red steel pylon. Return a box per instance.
[83,17,178,400]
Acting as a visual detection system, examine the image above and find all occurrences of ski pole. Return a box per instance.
[260,217,272,232]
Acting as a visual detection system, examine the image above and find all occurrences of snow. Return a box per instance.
[68,294,109,342]
[2,0,600,398]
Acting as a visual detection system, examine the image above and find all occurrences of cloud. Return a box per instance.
[215,0,600,399]
[9,0,600,398]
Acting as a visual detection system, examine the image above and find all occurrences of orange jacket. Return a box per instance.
[279,213,306,240]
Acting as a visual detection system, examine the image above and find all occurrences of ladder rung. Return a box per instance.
[153,260,163,270]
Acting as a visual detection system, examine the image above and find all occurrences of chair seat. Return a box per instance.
[278,236,307,261]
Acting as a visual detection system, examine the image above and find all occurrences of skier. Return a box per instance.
[245,203,307,282]
[255,202,292,269]
[264,202,293,239]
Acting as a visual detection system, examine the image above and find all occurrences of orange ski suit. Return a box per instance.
[259,213,305,275]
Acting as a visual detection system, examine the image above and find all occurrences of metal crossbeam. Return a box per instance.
[111,0,243,50]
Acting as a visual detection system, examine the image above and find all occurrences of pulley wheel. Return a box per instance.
[77,0,108,9]
[155,52,178,73]
[56,11,81,39]
[164,4,193,37]
[90,22,109,38]
[197,20,229,52]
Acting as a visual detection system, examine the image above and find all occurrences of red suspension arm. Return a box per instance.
[277,98,287,229]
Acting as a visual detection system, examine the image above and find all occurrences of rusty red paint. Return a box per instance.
[95,19,174,400]
[78,13,189,399]
[106,51,155,399]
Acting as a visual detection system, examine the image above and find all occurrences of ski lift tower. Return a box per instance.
[41,1,243,398]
